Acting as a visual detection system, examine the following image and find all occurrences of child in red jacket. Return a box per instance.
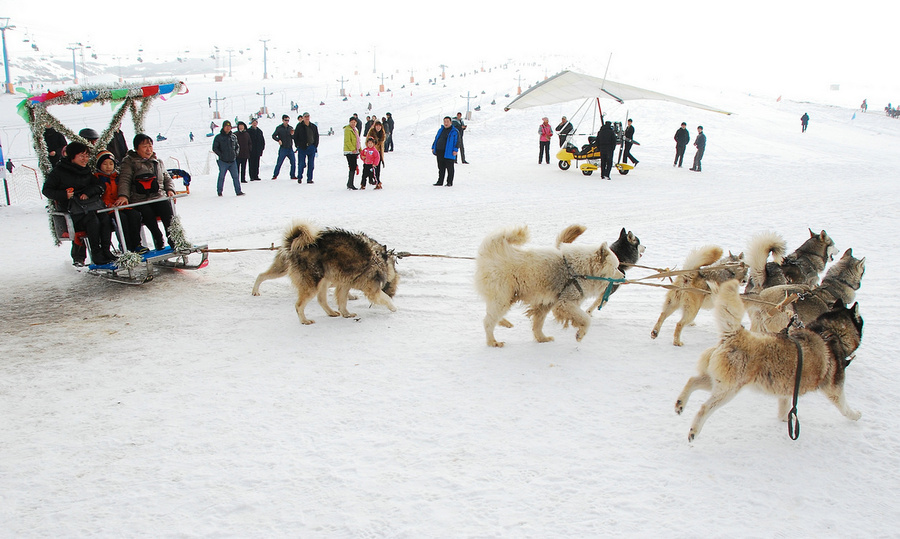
[95,151,145,253]
[359,137,382,190]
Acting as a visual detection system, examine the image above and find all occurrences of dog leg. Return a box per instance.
[689,385,740,441]
[499,318,514,328]
[675,373,711,415]
[251,264,287,296]
[316,282,341,317]
[529,305,555,343]
[367,289,397,313]
[825,387,862,421]
[331,285,357,318]
[673,302,702,347]
[295,293,316,325]
[484,302,511,347]
[554,301,591,342]
[778,397,791,421]
[651,294,679,339]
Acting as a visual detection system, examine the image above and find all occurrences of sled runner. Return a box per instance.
[51,195,208,285]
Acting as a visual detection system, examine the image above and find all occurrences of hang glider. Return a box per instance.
[505,70,732,115]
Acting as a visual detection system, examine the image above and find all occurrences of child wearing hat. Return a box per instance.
[95,151,145,254]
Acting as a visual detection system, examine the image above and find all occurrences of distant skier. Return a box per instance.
[801,113,809,133]
[189,132,194,142]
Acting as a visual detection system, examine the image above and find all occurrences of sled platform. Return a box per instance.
[85,244,209,285]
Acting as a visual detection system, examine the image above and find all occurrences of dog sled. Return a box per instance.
[49,195,208,285]
[20,80,208,284]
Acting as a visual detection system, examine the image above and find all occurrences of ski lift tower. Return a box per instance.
[208,91,226,120]
[1,18,15,94]
[66,43,82,84]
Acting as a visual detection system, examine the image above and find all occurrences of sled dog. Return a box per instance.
[650,245,747,346]
[555,225,645,312]
[675,280,864,442]
[747,248,865,333]
[745,229,836,293]
[251,221,399,324]
[475,225,622,347]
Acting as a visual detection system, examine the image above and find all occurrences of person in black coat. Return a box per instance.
[384,112,395,152]
[293,112,320,183]
[43,126,67,166]
[42,142,114,265]
[623,119,638,166]
[106,128,129,161]
[595,122,617,179]
[248,118,266,181]
[674,122,690,167]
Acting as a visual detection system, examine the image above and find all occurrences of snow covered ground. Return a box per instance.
[2,66,900,536]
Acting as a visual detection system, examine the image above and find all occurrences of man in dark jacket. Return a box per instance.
[690,126,706,172]
[293,112,319,184]
[248,118,265,181]
[212,121,244,196]
[384,112,395,152]
[596,121,617,179]
[674,122,690,167]
[623,119,638,166]
[556,116,574,147]
[271,114,296,180]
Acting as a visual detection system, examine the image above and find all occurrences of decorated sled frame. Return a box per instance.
[19,80,208,284]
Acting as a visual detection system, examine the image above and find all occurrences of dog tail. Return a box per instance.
[682,245,724,271]
[711,280,746,337]
[746,231,786,287]
[478,225,529,257]
[555,224,587,248]
[283,221,320,253]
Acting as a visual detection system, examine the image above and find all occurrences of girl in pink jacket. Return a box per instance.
[359,137,382,189]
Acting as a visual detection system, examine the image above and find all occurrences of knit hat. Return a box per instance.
[96,150,116,169]
[222,120,232,128]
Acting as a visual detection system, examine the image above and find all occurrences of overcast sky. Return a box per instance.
[3,1,895,100]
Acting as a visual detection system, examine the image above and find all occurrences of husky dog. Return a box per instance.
[475,225,622,347]
[251,222,399,324]
[745,229,837,293]
[675,280,863,442]
[747,248,865,333]
[555,225,645,312]
[650,245,747,346]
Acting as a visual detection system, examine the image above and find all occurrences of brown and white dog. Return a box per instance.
[675,280,864,442]
[252,221,399,324]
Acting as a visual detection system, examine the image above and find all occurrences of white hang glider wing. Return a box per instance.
[504,70,732,115]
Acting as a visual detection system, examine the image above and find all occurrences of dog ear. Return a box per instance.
[842,248,852,258]
[619,227,627,238]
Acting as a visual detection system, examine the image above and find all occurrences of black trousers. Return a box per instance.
[692,148,705,170]
[600,147,614,178]
[436,156,455,185]
[136,199,174,250]
[539,141,551,163]
[345,154,358,188]
[238,158,249,181]
[623,143,638,164]
[249,154,261,180]
[674,144,687,166]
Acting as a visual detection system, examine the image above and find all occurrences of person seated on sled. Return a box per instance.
[95,150,146,254]
[114,134,177,251]
[42,142,115,265]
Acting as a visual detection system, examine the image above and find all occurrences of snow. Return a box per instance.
[2,66,900,536]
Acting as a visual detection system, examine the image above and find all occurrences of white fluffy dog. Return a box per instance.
[475,225,623,347]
